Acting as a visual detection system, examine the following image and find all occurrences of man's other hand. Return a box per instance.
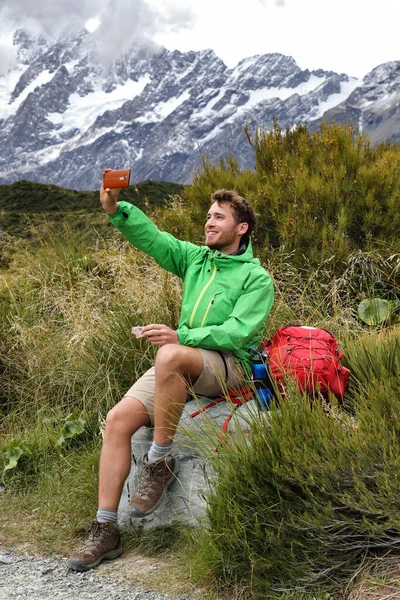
[141,324,180,346]
[100,168,120,215]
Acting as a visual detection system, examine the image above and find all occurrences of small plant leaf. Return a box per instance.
[357,299,393,326]
[3,446,24,473]
[57,418,86,446]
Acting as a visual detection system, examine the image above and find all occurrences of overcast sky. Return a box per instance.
[0,0,398,77]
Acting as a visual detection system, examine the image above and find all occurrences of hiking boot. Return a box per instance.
[128,453,179,517]
[66,520,122,572]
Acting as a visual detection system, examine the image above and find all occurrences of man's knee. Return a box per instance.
[155,344,202,374]
[105,397,150,435]
[155,344,185,368]
[105,404,125,433]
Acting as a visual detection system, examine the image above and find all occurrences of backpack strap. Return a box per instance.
[189,385,255,443]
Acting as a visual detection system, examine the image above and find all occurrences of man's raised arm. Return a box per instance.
[100,168,201,280]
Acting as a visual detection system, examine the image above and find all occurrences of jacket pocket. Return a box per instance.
[202,288,242,326]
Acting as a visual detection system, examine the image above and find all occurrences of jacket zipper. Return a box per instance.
[200,294,218,328]
[189,261,217,327]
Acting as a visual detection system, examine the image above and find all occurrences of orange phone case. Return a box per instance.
[103,169,131,189]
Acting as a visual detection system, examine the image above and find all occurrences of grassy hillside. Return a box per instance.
[0,179,185,237]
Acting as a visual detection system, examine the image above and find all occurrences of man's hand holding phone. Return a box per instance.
[100,168,131,215]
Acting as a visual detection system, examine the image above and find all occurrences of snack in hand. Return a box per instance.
[131,326,144,338]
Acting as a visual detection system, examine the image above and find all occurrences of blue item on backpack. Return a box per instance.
[250,349,275,409]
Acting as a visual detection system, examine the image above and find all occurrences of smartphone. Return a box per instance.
[103,169,131,189]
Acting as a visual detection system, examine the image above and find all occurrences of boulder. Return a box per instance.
[118,396,265,530]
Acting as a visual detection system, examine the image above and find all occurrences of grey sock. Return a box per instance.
[147,441,174,464]
[96,508,118,524]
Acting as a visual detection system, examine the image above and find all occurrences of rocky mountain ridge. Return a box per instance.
[0,28,398,189]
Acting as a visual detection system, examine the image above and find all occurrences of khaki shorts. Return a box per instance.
[124,348,244,426]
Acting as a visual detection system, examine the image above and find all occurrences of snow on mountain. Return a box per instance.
[312,61,400,145]
[0,28,397,189]
[47,76,152,132]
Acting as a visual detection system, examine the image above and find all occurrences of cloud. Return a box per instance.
[258,0,285,6]
[91,0,195,66]
[0,0,100,39]
[0,0,195,66]
[0,40,17,73]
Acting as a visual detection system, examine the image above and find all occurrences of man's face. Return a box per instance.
[204,201,247,253]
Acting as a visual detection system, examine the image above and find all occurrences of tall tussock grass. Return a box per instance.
[0,223,184,542]
[189,330,400,598]
[1,223,182,424]
[1,122,400,596]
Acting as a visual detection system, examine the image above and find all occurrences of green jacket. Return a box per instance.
[109,201,274,371]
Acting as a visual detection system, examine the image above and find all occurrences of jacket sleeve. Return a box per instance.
[177,274,274,351]
[108,201,201,279]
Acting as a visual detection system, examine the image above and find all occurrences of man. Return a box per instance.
[67,170,274,571]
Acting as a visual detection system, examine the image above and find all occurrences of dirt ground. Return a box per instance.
[0,531,209,599]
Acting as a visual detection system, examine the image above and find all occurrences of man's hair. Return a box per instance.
[210,189,256,243]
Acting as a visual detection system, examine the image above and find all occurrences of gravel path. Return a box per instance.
[0,551,191,600]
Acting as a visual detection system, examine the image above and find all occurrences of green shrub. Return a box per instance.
[0,405,100,488]
[158,123,400,273]
[190,340,400,597]
[343,328,400,394]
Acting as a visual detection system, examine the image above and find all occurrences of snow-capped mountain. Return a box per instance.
[0,28,398,189]
[313,62,400,145]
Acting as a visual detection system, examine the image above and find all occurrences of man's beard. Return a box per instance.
[206,239,225,250]
[206,231,237,251]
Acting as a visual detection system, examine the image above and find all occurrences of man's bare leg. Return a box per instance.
[128,345,203,517]
[67,396,150,571]
[152,344,203,444]
[98,396,151,510]
[98,344,202,510]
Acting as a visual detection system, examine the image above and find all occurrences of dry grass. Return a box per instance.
[349,557,400,600]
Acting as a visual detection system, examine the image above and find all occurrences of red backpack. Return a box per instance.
[262,325,350,402]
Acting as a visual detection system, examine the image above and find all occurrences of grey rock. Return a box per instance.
[0,554,13,564]
[118,397,269,531]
